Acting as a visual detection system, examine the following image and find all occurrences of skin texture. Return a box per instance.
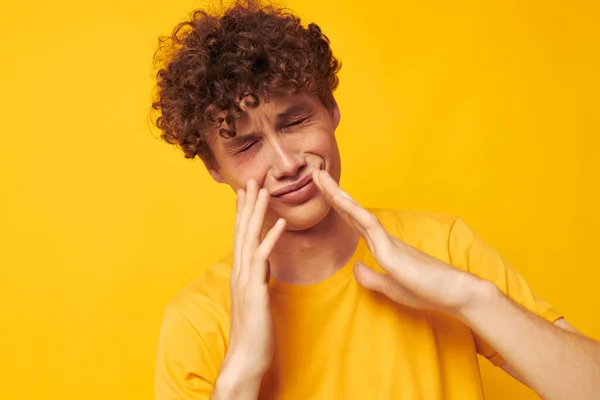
[313,169,600,400]
[213,181,286,399]
[205,92,342,232]
[205,93,360,286]
[153,5,598,399]
[210,93,360,399]
[208,94,600,400]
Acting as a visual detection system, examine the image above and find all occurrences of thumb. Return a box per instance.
[353,261,389,294]
[354,261,426,309]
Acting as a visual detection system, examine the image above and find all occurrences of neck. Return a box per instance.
[268,208,360,285]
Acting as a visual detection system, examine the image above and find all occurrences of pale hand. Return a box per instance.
[222,179,286,380]
[313,170,485,317]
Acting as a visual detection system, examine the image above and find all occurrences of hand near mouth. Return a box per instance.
[312,169,484,318]
[215,179,287,396]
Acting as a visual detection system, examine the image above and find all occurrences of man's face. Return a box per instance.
[206,92,342,231]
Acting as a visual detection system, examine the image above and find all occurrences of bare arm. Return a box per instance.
[500,318,583,385]
[210,363,262,400]
[313,169,600,400]
[463,283,600,400]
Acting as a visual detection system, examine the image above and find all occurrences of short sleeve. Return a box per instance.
[154,305,221,399]
[448,217,563,366]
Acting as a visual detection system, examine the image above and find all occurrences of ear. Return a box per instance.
[329,97,341,129]
[202,159,226,184]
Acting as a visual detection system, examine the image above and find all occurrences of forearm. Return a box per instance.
[211,361,263,400]
[460,281,600,400]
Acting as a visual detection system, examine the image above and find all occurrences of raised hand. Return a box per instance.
[221,179,287,385]
[312,170,483,317]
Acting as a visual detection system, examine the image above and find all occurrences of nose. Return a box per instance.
[269,138,306,179]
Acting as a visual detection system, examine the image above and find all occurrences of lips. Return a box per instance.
[271,174,313,197]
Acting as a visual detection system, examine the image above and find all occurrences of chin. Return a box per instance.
[270,195,332,232]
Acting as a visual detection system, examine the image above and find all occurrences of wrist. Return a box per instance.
[457,278,503,324]
[219,349,267,386]
[214,360,264,399]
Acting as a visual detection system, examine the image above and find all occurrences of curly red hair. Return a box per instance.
[151,0,341,167]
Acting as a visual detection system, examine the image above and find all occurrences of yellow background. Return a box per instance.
[1,0,599,398]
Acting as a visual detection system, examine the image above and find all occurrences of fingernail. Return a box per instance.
[313,170,321,185]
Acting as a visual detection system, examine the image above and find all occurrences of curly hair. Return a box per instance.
[151,0,341,167]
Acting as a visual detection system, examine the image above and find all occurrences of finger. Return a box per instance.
[251,218,287,284]
[246,188,270,248]
[313,170,364,236]
[232,189,246,278]
[234,188,245,236]
[240,188,270,283]
[236,180,259,275]
[316,170,388,249]
[353,261,388,292]
[312,169,335,203]
[353,261,425,308]
[233,189,245,251]
[313,169,351,201]
[239,179,259,243]
[313,169,349,209]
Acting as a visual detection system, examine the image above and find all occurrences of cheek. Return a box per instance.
[224,156,271,190]
[304,128,338,156]
[316,133,341,181]
[309,131,340,168]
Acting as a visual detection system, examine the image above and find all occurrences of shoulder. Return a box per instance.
[156,256,234,391]
[369,208,459,245]
[165,254,233,334]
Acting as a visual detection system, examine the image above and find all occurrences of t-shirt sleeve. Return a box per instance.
[448,217,563,367]
[154,304,221,399]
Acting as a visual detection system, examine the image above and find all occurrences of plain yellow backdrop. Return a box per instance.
[1,0,599,398]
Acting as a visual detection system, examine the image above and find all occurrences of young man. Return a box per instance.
[152,1,600,399]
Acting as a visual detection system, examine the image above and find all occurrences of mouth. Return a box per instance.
[271,174,313,197]
[271,174,317,203]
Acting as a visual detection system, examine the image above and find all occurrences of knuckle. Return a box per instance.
[253,248,266,263]
[372,239,391,260]
[241,243,252,259]
[383,274,395,297]
[365,214,381,230]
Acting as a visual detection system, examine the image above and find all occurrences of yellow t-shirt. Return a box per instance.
[155,209,562,399]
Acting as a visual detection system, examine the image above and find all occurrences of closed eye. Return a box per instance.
[285,117,308,128]
[237,141,257,154]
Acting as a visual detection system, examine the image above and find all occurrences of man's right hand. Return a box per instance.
[212,179,286,399]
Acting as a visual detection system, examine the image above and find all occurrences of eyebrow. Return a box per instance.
[275,103,312,123]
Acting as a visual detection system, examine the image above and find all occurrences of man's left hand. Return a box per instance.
[313,169,488,318]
